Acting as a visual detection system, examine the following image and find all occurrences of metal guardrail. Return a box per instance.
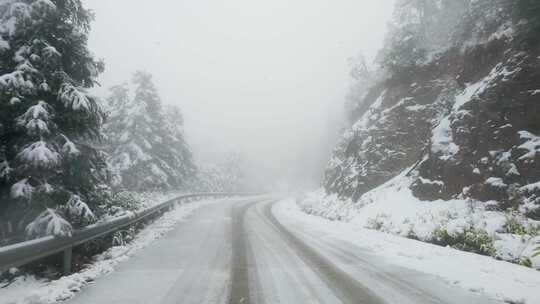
[0,192,252,274]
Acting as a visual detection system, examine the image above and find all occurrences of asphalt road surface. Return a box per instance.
[68,196,500,304]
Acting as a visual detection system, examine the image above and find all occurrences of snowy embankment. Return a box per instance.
[284,198,540,304]
[0,196,224,304]
[301,171,540,268]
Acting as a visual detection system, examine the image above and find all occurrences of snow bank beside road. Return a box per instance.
[0,197,225,304]
[278,199,540,304]
[301,171,540,268]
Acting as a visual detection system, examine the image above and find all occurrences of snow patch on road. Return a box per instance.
[0,197,225,304]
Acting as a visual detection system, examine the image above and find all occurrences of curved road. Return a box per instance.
[69,197,500,304]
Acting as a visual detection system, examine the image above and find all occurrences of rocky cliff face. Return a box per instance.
[324,0,540,219]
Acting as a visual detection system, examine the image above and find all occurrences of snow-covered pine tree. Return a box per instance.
[0,0,108,240]
[103,83,129,188]
[377,0,469,71]
[105,71,195,191]
[344,53,384,123]
[164,104,196,185]
[513,0,540,45]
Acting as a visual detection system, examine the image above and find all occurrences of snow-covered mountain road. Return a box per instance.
[67,197,501,304]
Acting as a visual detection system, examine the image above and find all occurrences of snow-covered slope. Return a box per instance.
[313,0,540,266]
[303,170,540,267]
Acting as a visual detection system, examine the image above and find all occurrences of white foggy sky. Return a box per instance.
[84,0,395,190]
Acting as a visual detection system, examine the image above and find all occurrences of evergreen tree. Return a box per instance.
[0,0,107,239]
[345,53,379,123]
[105,71,195,191]
[164,104,196,183]
[513,0,540,45]
[378,0,469,71]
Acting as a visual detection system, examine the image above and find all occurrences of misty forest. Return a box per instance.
[1,0,540,304]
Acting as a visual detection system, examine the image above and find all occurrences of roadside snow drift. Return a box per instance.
[285,199,540,304]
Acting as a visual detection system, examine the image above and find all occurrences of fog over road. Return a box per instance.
[68,197,500,304]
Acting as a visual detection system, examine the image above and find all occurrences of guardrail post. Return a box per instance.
[63,247,73,275]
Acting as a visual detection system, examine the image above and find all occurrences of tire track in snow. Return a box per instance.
[247,201,342,303]
[262,201,385,304]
